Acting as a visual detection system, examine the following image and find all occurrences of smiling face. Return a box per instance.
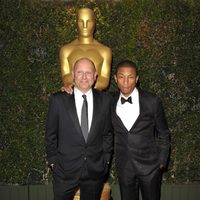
[114,66,139,97]
[77,8,95,38]
[73,58,97,93]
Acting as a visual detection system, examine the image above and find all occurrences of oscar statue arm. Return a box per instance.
[94,47,112,90]
[60,45,73,86]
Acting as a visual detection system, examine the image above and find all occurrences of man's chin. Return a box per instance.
[121,89,132,97]
[79,86,91,92]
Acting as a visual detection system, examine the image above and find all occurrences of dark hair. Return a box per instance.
[115,60,138,75]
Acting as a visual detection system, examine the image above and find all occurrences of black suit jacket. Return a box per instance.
[111,88,170,175]
[45,89,113,180]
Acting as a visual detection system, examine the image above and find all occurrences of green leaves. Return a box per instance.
[0,0,199,184]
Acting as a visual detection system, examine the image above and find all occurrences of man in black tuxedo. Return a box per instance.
[111,60,170,200]
[45,58,113,200]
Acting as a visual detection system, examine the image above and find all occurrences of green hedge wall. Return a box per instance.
[0,0,199,184]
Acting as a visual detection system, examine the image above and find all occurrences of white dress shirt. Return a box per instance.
[74,87,93,131]
[116,88,140,131]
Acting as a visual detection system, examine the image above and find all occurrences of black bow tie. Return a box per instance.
[121,96,132,104]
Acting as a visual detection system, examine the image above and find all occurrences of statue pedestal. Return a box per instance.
[73,182,110,200]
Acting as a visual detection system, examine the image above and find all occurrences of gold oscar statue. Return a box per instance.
[60,8,112,90]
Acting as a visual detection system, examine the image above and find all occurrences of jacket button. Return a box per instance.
[84,157,87,160]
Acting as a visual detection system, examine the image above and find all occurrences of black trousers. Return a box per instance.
[52,166,104,200]
[118,167,162,200]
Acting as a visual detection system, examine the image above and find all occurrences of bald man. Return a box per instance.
[45,58,113,200]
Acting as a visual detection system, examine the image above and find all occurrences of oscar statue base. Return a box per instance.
[73,182,110,200]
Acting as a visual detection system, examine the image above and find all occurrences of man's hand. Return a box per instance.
[160,164,164,170]
[49,164,54,171]
[61,83,73,94]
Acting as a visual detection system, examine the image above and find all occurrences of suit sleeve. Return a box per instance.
[102,96,113,164]
[45,95,58,165]
[155,97,170,167]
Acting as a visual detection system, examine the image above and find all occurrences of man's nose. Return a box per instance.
[83,20,87,28]
[82,73,87,79]
[123,78,128,84]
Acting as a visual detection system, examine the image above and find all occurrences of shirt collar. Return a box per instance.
[74,87,92,97]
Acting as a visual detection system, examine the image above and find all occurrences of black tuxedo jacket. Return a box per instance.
[111,88,170,176]
[45,89,113,180]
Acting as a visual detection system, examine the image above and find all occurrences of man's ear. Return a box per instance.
[72,71,75,78]
[93,72,97,81]
[114,75,117,83]
[136,75,139,84]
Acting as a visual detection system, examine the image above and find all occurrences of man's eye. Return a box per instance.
[86,72,92,77]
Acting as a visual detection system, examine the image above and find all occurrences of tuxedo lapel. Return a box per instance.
[129,88,145,131]
[112,92,129,132]
[87,89,100,142]
[64,93,84,139]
